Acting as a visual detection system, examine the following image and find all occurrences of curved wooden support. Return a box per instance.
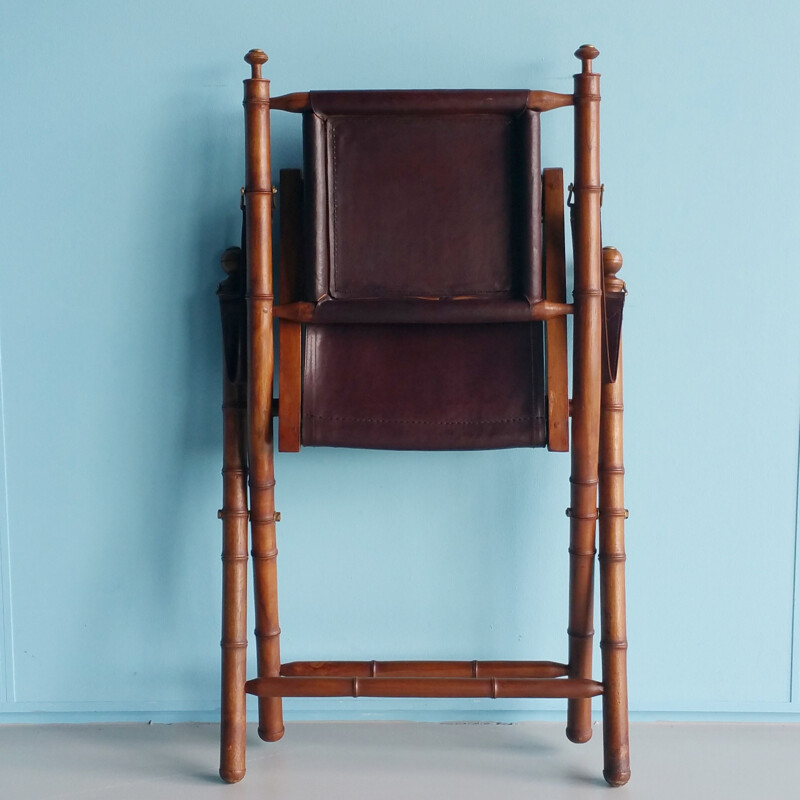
[599,247,631,787]
[566,43,603,746]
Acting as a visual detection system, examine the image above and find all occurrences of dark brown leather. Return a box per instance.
[602,290,625,384]
[291,90,547,451]
[301,323,547,450]
[302,112,329,303]
[300,93,542,306]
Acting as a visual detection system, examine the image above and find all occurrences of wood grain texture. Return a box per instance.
[527,90,574,112]
[246,675,604,699]
[543,168,569,452]
[242,58,284,752]
[566,47,603,746]
[218,375,248,784]
[281,660,569,678]
[599,247,630,787]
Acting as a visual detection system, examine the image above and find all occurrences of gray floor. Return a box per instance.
[1,720,797,799]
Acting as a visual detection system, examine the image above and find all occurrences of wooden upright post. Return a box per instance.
[566,44,603,746]
[243,48,284,746]
[218,246,249,782]
[599,246,631,786]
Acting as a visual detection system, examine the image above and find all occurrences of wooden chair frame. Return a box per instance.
[217,45,630,787]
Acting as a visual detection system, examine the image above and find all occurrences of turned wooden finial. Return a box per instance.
[221,246,243,275]
[602,246,624,292]
[575,44,600,74]
[244,49,268,79]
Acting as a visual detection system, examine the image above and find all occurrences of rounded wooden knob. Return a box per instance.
[244,49,268,78]
[575,44,599,62]
[602,246,623,277]
[575,44,600,73]
[221,246,243,275]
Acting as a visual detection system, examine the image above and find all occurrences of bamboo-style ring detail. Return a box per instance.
[568,627,595,639]
[249,479,276,489]
[568,547,597,557]
[220,467,248,477]
[255,627,281,639]
[251,515,279,526]
[599,508,629,518]
[566,508,599,520]
[220,640,248,650]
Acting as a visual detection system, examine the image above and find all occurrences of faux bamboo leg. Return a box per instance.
[244,49,284,743]
[219,377,249,783]
[566,45,603,745]
[599,247,630,786]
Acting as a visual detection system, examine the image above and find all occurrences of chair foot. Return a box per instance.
[258,725,285,742]
[565,725,592,744]
[603,768,631,787]
[219,767,246,784]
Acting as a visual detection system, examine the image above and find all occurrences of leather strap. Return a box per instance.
[602,289,625,384]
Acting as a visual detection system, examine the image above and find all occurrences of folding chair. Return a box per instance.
[217,44,630,786]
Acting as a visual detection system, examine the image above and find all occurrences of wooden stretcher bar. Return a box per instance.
[281,659,569,679]
[245,675,604,699]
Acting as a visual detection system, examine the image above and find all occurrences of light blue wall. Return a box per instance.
[1,1,799,723]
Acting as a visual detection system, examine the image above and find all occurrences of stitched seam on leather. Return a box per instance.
[330,124,339,296]
[303,414,540,425]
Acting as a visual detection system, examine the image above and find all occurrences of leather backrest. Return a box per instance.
[301,91,542,306]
